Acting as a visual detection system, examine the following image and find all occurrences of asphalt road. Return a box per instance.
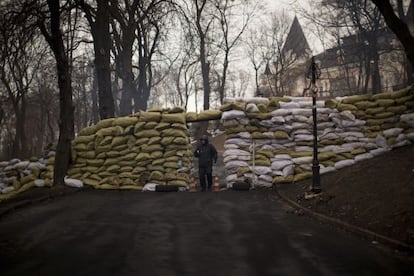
[0,189,413,276]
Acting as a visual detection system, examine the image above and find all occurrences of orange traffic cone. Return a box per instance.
[189,176,197,192]
[213,175,220,192]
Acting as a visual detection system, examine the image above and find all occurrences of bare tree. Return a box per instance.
[77,0,115,119]
[38,0,75,186]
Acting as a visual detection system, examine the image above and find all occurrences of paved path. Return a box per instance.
[0,189,413,275]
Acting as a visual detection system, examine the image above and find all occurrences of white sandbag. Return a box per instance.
[271,160,293,170]
[295,146,313,152]
[225,174,239,183]
[245,103,259,113]
[261,145,275,151]
[223,155,239,163]
[143,183,158,192]
[273,154,292,160]
[342,142,366,151]
[382,128,403,138]
[251,166,272,175]
[392,140,411,148]
[406,133,414,140]
[342,119,365,128]
[271,109,291,116]
[222,110,246,120]
[370,147,390,156]
[9,158,20,165]
[28,162,45,170]
[292,115,309,123]
[293,129,311,135]
[224,144,239,150]
[318,108,334,114]
[271,125,294,133]
[290,108,313,116]
[259,120,274,128]
[293,156,313,165]
[338,132,364,138]
[223,149,250,158]
[318,122,336,130]
[14,161,29,170]
[354,153,374,162]
[375,135,389,148]
[225,160,249,169]
[295,134,314,141]
[238,132,252,139]
[400,113,414,122]
[225,138,250,146]
[259,174,273,183]
[279,101,301,109]
[2,186,15,194]
[64,177,83,188]
[319,145,341,153]
[299,164,312,171]
[283,164,294,177]
[339,110,355,120]
[320,133,340,140]
[396,133,407,142]
[34,179,45,187]
[320,166,336,175]
[271,116,286,124]
[272,170,283,177]
[334,159,355,169]
[0,161,9,167]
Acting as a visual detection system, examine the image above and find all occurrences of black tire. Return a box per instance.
[155,185,179,192]
[232,182,251,191]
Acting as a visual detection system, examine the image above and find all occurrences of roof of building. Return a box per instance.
[282,16,311,58]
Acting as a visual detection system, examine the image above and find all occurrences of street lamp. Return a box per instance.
[306,56,322,194]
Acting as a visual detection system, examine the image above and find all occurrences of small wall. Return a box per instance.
[221,87,414,188]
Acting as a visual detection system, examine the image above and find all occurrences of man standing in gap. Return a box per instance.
[194,135,218,192]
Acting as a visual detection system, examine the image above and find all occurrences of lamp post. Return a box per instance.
[307,56,321,194]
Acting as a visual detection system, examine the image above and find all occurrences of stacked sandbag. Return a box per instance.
[0,157,48,202]
[221,87,414,187]
[68,108,193,190]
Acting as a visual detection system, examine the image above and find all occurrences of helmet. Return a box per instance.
[200,135,208,142]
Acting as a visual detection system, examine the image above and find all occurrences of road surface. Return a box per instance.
[0,189,413,275]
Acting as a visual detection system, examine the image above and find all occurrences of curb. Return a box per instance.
[0,187,82,219]
[274,186,414,255]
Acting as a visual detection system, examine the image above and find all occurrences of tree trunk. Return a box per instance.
[200,41,211,111]
[94,0,115,119]
[39,0,75,186]
[91,70,99,124]
[119,36,135,116]
[219,54,229,104]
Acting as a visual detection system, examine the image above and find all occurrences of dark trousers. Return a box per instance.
[199,166,213,191]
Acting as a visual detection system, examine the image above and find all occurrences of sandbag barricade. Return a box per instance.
[221,87,414,188]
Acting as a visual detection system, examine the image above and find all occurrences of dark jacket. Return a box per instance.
[194,142,217,168]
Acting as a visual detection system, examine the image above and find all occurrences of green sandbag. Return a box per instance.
[86,159,104,166]
[386,105,407,114]
[82,178,99,188]
[365,106,385,115]
[251,132,268,139]
[220,102,246,111]
[351,148,366,155]
[354,101,378,110]
[197,110,222,121]
[95,145,111,155]
[135,129,160,138]
[171,123,188,131]
[132,167,146,174]
[136,137,150,145]
[148,136,162,145]
[107,151,122,158]
[96,126,123,137]
[225,126,246,134]
[75,135,96,144]
[325,99,339,109]
[294,172,313,182]
[387,137,397,146]
[246,125,262,133]
[95,118,115,130]
[150,151,163,159]
[246,113,271,120]
[161,136,175,146]
[237,167,251,177]
[173,137,188,145]
[155,122,171,131]
[111,136,129,148]
[256,150,274,159]
[119,160,137,167]
[139,111,161,122]
[68,167,82,175]
[21,174,36,185]
[340,152,354,159]
[161,113,186,124]
[374,112,394,119]
[120,152,137,161]
[321,160,335,167]
[150,171,164,181]
[290,151,312,158]
[269,97,291,107]
[162,128,187,138]
[168,180,188,187]
[77,151,96,159]
[366,119,385,126]
[135,152,151,162]
[147,107,166,112]
[112,116,138,127]
[143,121,158,129]
[273,175,294,184]
[78,125,98,136]
[249,159,271,167]
[352,110,367,119]
[113,144,128,152]
[99,184,118,190]
[342,94,371,104]
[274,131,289,139]
[257,103,269,113]
[165,161,179,169]
[395,95,414,105]
[73,143,91,152]
[135,122,146,130]
[168,106,186,113]
[124,125,134,135]
[337,103,357,111]
[141,144,163,153]
[120,185,143,191]
[318,151,335,161]
[107,165,120,173]
[364,131,380,138]
[96,135,112,147]
[376,99,395,107]
[185,112,198,122]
